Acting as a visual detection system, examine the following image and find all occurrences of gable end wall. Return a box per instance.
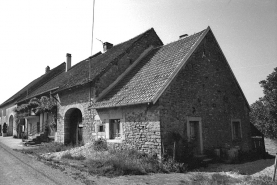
[159,31,252,157]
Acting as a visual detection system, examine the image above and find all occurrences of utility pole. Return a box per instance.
[89,0,96,105]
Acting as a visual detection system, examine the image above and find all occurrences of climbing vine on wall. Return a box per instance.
[14,96,58,130]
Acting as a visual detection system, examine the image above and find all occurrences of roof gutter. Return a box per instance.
[89,100,152,109]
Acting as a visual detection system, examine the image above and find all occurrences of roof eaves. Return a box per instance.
[151,26,210,104]
[91,100,152,109]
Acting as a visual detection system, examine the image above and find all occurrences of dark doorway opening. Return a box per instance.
[8,115,14,136]
[64,108,83,145]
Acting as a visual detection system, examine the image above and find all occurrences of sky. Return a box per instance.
[0,0,276,105]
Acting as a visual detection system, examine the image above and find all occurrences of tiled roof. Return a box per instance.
[26,28,161,99]
[0,63,66,107]
[91,28,208,108]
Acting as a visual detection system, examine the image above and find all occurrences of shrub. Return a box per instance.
[21,133,28,141]
[93,138,108,151]
[162,157,187,173]
[85,148,186,177]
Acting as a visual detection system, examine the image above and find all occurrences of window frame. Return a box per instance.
[109,119,121,140]
[186,117,203,154]
[98,124,105,132]
[231,119,242,140]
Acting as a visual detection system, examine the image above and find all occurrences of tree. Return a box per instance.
[250,67,277,138]
[260,67,277,120]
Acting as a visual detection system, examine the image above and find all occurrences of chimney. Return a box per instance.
[66,53,71,72]
[45,66,50,73]
[179,34,188,39]
[103,42,113,53]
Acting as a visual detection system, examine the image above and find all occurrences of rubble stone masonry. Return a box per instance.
[97,104,161,156]
[159,31,252,157]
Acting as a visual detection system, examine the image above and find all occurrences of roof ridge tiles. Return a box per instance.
[163,28,208,47]
[66,52,102,73]
[27,62,66,94]
[112,28,155,48]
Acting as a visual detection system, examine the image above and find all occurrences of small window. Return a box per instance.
[109,119,121,139]
[98,125,105,132]
[232,120,242,140]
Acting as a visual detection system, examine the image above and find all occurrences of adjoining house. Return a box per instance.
[0,63,65,138]
[0,26,258,159]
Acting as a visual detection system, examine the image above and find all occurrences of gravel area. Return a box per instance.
[201,159,275,175]
[42,143,108,160]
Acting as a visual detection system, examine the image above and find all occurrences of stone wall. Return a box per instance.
[96,104,161,156]
[56,85,93,144]
[159,30,252,157]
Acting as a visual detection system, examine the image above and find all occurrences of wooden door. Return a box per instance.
[189,120,202,155]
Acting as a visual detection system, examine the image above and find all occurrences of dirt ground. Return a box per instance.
[3,136,276,184]
[41,157,274,185]
[200,159,275,175]
[40,140,277,184]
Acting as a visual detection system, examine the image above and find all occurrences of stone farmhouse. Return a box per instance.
[0,26,256,158]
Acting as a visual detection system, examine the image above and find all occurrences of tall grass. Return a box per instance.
[61,152,86,160]
[85,149,186,177]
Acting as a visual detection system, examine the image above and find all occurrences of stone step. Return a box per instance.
[202,158,213,163]
[194,154,207,159]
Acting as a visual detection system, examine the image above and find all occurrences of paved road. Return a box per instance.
[0,141,84,185]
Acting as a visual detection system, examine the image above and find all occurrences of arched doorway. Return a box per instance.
[64,108,83,145]
[8,115,14,136]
